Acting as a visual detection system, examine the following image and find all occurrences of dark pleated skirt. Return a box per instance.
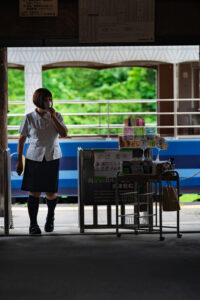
[21,157,59,193]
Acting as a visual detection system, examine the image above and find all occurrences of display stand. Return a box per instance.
[78,148,152,233]
[115,170,182,240]
[78,148,182,239]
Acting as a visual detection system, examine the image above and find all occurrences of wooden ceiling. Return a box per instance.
[0,0,200,47]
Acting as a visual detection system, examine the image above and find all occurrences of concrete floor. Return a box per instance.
[0,204,200,300]
[1,203,200,235]
[1,234,200,300]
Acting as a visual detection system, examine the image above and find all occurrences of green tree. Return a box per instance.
[8,69,25,101]
[43,67,156,134]
[8,67,156,135]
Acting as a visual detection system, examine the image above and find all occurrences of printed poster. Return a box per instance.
[79,0,155,43]
[19,0,58,17]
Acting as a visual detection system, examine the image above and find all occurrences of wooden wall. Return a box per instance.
[0,0,78,46]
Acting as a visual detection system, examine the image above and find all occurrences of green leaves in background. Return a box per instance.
[43,67,156,101]
[8,67,156,135]
[8,69,25,101]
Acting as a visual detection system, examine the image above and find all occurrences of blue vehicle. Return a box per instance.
[9,138,200,198]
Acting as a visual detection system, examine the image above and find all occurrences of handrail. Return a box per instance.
[7,124,200,130]
[8,98,200,104]
[7,98,200,138]
[7,111,200,117]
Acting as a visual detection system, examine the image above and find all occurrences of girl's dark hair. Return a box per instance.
[33,88,52,109]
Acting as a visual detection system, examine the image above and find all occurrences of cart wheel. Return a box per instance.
[117,233,121,238]
[160,237,165,241]
[177,233,182,238]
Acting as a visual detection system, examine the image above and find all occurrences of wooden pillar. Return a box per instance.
[193,66,199,100]
[0,47,8,216]
[157,64,174,136]
[193,62,200,132]
[178,63,193,135]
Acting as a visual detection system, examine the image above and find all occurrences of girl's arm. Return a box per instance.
[16,134,26,175]
[49,108,68,137]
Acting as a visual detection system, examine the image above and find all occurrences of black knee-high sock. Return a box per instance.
[46,198,58,223]
[27,195,40,226]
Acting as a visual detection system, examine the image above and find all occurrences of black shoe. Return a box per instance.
[29,224,41,235]
[44,218,54,233]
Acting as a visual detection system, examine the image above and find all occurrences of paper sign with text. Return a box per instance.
[19,0,58,17]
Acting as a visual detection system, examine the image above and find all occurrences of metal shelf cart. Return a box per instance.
[115,170,182,241]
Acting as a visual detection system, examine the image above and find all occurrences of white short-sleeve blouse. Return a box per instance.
[19,109,66,162]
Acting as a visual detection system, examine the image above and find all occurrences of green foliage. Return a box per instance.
[43,67,156,134]
[8,69,25,101]
[179,194,200,203]
[42,67,156,101]
[8,69,25,135]
[8,67,156,135]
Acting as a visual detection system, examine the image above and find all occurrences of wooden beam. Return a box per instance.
[0,47,8,216]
